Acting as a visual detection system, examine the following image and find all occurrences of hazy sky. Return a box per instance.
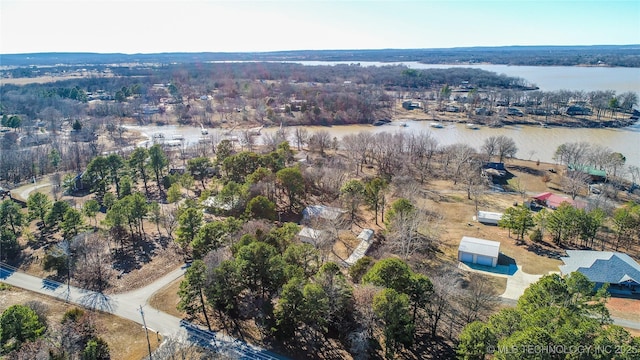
[2,0,639,54]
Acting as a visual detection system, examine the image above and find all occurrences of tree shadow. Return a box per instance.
[525,243,564,260]
[77,291,115,313]
[409,333,456,359]
[111,248,141,276]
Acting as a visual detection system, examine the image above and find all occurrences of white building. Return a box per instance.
[345,229,375,266]
[477,211,503,225]
[458,236,501,267]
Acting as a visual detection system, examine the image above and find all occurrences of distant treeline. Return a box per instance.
[2,45,639,67]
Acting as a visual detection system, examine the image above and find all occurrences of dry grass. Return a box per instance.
[148,277,185,318]
[425,187,563,275]
[607,297,640,323]
[0,285,161,360]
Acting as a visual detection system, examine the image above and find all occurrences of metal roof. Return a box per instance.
[560,250,640,285]
[477,211,503,221]
[458,236,501,258]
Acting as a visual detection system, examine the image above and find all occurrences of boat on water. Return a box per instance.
[466,123,480,130]
[372,119,392,126]
[430,122,444,128]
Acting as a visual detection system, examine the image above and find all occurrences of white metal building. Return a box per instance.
[297,227,328,247]
[458,236,501,267]
[345,229,375,266]
[477,211,503,225]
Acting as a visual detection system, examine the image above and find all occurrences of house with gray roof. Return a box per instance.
[560,250,640,294]
[301,205,347,225]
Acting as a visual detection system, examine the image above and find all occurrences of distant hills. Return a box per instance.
[1,45,639,67]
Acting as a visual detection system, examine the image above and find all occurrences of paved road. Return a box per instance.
[0,262,288,359]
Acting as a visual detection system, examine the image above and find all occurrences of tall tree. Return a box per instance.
[495,135,518,163]
[148,144,168,195]
[276,167,305,212]
[362,257,412,293]
[85,156,110,203]
[105,154,125,198]
[45,200,71,231]
[340,179,365,224]
[498,205,535,241]
[373,288,414,359]
[82,199,100,227]
[178,259,212,331]
[365,177,388,225]
[274,276,306,340]
[128,147,150,197]
[187,156,213,190]
[314,262,354,333]
[176,206,203,260]
[61,208,83,240]
[236,241,285,299]
[27,192,52,229]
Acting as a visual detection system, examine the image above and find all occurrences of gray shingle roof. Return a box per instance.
[560,250,640,285]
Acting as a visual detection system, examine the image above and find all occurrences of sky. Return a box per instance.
[1,0,639,54]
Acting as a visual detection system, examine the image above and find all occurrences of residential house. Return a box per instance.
[301,205,348,226]
[532,192,586,210]
[560,250,640,294]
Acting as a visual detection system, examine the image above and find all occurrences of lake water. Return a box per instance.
[291,61,640,96]
[132,62,640,169]
[127,120,640,169]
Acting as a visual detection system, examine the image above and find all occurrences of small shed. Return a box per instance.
[345,229,375,266]
[477,211,503,225]
[297,227,328,247]
[458,236,500,267]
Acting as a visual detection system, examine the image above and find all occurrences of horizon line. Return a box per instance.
[3,44,640,57]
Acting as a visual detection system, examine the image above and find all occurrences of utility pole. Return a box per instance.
[139,305,153,360]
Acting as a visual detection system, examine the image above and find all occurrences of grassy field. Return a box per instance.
[0,285,161,360]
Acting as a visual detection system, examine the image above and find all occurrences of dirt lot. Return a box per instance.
[0,284,161,360]
[421,159,566,275]
[607,297,640,325]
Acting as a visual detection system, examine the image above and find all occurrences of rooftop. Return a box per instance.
[458,236,501,258]
[560,250,640,285]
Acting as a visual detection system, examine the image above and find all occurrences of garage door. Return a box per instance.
[476,255,494,267]
[460,252,473,263]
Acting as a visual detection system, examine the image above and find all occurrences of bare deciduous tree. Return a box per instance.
[561,169,590,200]
[308,130,332,155]
[293,127,309,151]
[385,207,442,260]
[456,273,500,325]
[72,232,114,292]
